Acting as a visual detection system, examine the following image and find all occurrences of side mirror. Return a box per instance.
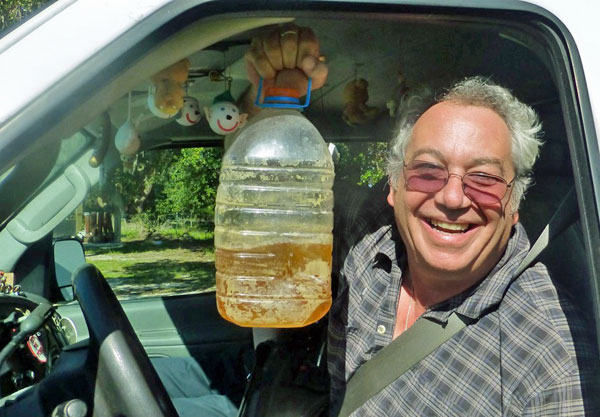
[54,238,86,301]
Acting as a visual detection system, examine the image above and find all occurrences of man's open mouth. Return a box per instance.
[428,218,472,234]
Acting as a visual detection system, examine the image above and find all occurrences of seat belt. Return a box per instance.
[337,186,580,417]
[514,186,578,276]
[337,312,469,417]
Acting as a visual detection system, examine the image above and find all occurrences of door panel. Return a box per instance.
[57,290,254,403]
[57,291,252,356]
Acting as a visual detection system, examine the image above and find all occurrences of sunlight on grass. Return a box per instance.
[85,221,216,299]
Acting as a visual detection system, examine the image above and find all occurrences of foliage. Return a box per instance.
[0,0,54,32]
[157,147,223,219]
[84,149,177,216]
[113,150,178,216]
[85,147,222,232]
[334,141,388,187]
[85,142,384,232]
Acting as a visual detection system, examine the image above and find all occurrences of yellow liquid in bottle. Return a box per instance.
[216,242,332,327]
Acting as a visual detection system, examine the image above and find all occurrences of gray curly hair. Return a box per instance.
[386,77,543,212]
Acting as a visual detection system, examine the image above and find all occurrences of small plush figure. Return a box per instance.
[150,58,190,116]
[115,119,140,156]
[342,78,380,127]
[204,91,247,135]
[115,92,141,156]
[147,86,173,119]
[176,96,202,126]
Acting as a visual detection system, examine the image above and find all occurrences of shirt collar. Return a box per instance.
[366,208,406,268]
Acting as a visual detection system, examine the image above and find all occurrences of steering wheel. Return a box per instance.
[72,263,178,417]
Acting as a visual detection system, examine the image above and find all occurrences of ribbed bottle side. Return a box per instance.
[214,112,334,327]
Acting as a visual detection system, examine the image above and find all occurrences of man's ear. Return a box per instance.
[512,211,519,226]
[203,107,211,121]
[387,186,396,208]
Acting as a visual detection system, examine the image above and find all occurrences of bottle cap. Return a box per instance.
[264,87,300,105]
[254,77,312,109]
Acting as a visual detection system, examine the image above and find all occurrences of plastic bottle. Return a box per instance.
[214,82,334,328]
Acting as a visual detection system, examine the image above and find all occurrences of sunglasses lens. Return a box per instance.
[405,162,510,205]
[405,162,448,193]
[463,173,507,205]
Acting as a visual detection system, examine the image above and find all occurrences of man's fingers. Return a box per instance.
[245,25,328,92]
[245,37,276,81]
[263,30,283,71]
[297,27,319,67]
[297,27,326,90]
[280,30,299,69]
[300,55,328,91]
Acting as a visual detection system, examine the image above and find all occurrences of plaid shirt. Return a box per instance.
[328,184,600,416]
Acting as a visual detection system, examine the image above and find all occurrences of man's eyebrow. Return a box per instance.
[408,149,507,175]
[409,148,445,161]
[470,157,506,175]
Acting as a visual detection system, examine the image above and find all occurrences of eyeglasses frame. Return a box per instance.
[402,160,517,204]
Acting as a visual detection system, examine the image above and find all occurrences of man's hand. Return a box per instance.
[244,24,328,98]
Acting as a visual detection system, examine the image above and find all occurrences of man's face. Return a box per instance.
[387,101,518,282]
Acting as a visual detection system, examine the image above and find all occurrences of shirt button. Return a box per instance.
[377,325,386,334]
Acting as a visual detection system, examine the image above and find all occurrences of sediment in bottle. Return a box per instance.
[216,242,332,327]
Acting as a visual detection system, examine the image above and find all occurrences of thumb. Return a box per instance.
[300,55,328,91]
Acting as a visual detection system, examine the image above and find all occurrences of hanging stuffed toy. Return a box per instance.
[149,58,190,117]
[176,96,202,126]
[204,91,247,135]
[147,85,172,119]
[342,78,380,127]
[115,92,141,157]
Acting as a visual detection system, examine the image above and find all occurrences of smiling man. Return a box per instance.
[327,78,599,415]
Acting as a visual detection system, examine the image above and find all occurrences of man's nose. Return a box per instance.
[226,114,232,120]
[435,174,471,209]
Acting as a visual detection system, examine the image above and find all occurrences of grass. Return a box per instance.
[85,221,216,299]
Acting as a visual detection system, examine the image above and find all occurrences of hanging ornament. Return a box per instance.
[115,92,141,156]
[176,84,202,126]
[147,85,173,119]
[204,90,247,135]
[149,58,190,116]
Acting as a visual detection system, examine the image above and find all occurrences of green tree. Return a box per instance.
[157,147,223,220]
[112,150,178,217]
[335,141,388,187]
[89,147,222,228]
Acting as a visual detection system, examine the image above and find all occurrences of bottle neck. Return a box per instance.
[224,107,304,152]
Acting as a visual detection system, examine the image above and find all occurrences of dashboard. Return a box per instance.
[0,296,70,398]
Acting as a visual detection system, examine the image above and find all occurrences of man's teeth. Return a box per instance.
[430,219,469,232]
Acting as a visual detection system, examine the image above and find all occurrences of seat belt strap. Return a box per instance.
[514,186,578,276]
[337,312,469,417]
